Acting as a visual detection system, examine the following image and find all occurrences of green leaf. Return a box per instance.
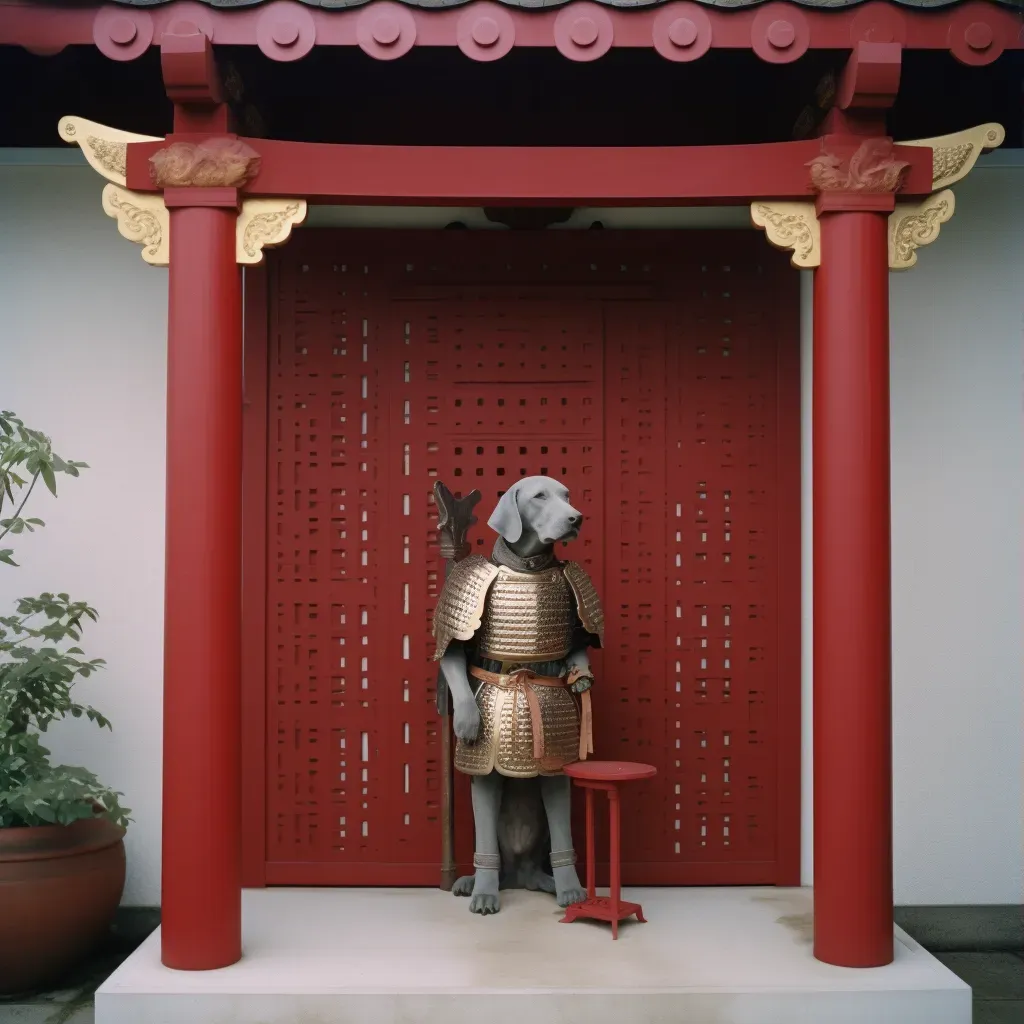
[0,550,16,566]
[40,464,57,497]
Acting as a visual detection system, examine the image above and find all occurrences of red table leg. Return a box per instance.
[609,785,621,939]
[585,787,596,899]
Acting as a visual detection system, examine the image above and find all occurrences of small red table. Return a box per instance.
[560,760,658,939]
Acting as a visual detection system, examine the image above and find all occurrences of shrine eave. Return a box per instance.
[2,0,1021,65]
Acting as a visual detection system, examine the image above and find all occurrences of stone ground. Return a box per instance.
[1,938,1021,1023]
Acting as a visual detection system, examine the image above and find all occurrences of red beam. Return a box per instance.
[125,137,935,204]
[0,0,1019,65]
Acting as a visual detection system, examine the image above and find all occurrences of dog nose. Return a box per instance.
[568,513,583,525]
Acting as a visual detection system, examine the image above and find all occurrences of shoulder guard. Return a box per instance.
[562,561,605,647]
[432,555,500,660]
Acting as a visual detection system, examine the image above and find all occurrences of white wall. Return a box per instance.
[0,150,1020,907]
[888,157,1023,904]
[0,156,167,905]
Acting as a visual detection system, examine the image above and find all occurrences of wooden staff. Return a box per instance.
[433,481,481,891]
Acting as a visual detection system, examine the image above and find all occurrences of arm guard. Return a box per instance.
[562,561,605,647]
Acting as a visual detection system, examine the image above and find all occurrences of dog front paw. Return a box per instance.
[453,700,482,742]
[469,892,501,914]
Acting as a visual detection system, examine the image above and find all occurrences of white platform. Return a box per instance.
[97,887,971,1024]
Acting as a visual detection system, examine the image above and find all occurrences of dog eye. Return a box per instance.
[534,492,547,500]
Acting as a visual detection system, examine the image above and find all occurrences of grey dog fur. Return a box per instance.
[440,476,594,915]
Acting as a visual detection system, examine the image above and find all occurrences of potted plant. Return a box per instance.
[0,411,129,995]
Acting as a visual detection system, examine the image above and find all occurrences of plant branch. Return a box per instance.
[0,471,39,542]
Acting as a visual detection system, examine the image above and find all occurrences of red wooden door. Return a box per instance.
[242,231,800,887]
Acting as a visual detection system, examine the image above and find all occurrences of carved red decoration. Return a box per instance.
[357,1,416,60]
[948,4,1006,66]
[256,1,316,62]
[652,3,712,63]
[554,3,614,63]
[150,138,262,189]
[751,4,810,65]
[849,0,907,46]
[808,138,910,195]
[457,3,515,63]
[93,6,153,61]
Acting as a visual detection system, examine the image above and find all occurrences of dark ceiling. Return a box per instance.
[1,43,1020,149]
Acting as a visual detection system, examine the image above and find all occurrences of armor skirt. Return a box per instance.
[454,676,581,778]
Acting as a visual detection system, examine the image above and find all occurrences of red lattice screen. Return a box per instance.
[242,230,800,887]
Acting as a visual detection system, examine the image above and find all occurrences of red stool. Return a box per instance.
[560,760,658,939]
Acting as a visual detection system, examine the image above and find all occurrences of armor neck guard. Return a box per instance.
[491,537,557,573]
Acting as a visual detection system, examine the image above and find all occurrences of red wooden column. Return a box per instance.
[812,190,895,968]
[161,188,243,970]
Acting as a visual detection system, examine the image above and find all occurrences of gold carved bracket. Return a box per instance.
[236,199,308,265]
[102,184,169,266]
[59,116,162,187]
[888,190,955,271]
[750,202,820,268]
[899,123,1005,190]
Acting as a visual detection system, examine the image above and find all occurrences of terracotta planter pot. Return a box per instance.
[0,817,126,995]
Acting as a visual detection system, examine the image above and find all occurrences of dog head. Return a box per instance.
[488,476,583,548]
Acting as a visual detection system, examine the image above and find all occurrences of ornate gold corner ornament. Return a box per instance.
[58,116,162,187]
[101,184,169,266]
[751,202,820,269]
[899,123,1005,190]
[236,199,308,265]
[888,190,955,271]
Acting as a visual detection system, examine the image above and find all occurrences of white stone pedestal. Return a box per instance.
[97,887,970,1024]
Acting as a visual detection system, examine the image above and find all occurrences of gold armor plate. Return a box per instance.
[432,559,605,663]
[475,565,577,662]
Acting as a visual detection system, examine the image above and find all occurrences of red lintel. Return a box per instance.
[125,137,935,205]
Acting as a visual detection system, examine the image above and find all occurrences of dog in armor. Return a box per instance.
[433,476,603,914]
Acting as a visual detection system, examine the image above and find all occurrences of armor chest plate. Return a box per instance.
[475,566,576,662]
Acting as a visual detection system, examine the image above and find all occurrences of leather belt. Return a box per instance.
[468,665,593,763]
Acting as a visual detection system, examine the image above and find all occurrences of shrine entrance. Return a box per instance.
[241,228,801,888]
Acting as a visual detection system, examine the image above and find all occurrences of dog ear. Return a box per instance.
[488,483,523,543]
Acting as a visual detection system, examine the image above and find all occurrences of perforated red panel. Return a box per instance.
[255,231,799,886]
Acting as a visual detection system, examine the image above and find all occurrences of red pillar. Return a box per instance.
[161,191,243,970]
[812,196,894,968]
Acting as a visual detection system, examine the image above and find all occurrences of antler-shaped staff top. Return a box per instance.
[434,481,481,563]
